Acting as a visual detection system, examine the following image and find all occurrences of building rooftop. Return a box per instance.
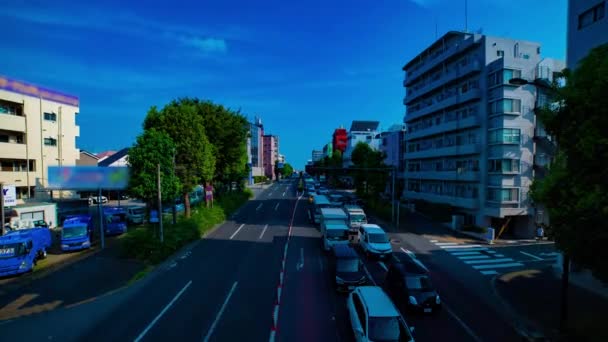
[98,148,129,167]
[350,121,380,132]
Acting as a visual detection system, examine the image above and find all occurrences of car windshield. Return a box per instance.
[0,243,27,258]
[132,208,145,215]
[63,225,88,238]
[326,229,348,240]
[350,214,366,222]
[336,258,359,272]
[369,233,389,244]
[405,276,433,291]
[368,316,401,342]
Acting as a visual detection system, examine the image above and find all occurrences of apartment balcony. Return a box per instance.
[404,191,479,209]
[405,35,479,86]
[0,114,26,132]
[533,126,557,154]
[407,115,480,140]
[406,170,480,182]
[405,61,482,105]
[0,171,38,186]
[406,88,481,122]
[484,204,530,218]
[405,143,481,160]
[0,142,27,159]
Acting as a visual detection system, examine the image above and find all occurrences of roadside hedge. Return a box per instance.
[121,190,251,264]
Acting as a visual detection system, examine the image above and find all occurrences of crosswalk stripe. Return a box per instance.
[430,240,438,243]
[439,244,482,249]
[458,255,490,260]
[473,263,523,270]
[464,258,513,265]
[480,270,498,275]
[444,247,487,253]
[435,242,459,246]
[450,251,483,256]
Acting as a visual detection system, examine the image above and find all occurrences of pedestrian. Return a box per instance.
[536,225,544,241]
[205,182,214,208]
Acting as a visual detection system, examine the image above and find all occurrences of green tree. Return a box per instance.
[531,44,608,282]
[351,142,388,196]
[144,100,216,218]
[281,163,294,178]
[127,129,181,207]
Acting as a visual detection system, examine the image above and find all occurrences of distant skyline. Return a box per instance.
[0,0,567,169]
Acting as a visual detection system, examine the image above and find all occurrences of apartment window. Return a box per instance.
[0,135,8,143]
[488,128,521,144]
[503,69,522,83]
[0,102,23,116]
[489,99,522,115]
[497,50,505,57]
[488,159,520,173]
[578,2,605,29]
[44,112,57,121]
[44,137,57,146]
[487,188,519,202]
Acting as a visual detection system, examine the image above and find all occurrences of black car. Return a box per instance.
[329,244,367,292]
[384,262,441,314]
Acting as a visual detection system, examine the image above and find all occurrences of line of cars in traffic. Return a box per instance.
[303,176,441,341]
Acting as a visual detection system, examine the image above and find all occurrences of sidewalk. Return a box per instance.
[494,267,608,341]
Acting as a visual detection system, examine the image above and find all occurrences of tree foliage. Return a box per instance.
[127,129,181,207]
[281,163,294,177]
[350,142,388,196]
[531,44,608,282]
[143,100,216,217]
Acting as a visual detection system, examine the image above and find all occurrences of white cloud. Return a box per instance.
[177,36,227,53]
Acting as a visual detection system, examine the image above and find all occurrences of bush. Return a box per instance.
[253,176,268,184]
[121,190,250,264]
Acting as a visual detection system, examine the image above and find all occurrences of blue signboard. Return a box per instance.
[149,210,159,223]
[47,166,130,190]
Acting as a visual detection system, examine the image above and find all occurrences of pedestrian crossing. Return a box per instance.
[430,240,524,276]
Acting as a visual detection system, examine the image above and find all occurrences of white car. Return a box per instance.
[358,224,392,259]
[347,286,415,342]
[88,195,108,205]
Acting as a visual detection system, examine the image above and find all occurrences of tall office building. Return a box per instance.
[249,117,265,177]
[402,31,563,238]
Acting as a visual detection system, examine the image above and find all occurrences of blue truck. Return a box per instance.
[61,214,94,252]
[103,207,128,235]
[0,228,52,277]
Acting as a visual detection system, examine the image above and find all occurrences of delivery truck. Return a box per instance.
[0,227,52,277]
[61,214,94,252]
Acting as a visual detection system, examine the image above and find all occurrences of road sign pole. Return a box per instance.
[98,188,105,249]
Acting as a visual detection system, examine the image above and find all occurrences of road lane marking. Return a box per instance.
[450,251,482,256]
[274,203,280,211]
[230,224,245,240]
[458,255,490,260]
[400,248,428,272]
[202,281,238,342]
[442,302,483,342]
[443,247,487,253]
[520,251,543,261]
[495,254,505,258]
[440,244,482,249]
[430,239,438,243]
[400,247,416,258]
[134,280,192,342]
[256,203,263,211]
[464,258,514,265]
[473,263,523,269]
[259,224,268,240]
[435,242,458,246]
[480,270,498,275]
[378,261,388,271]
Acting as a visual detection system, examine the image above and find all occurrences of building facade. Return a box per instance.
[312,150,323,163]
[567,0,607,69]
[249,117,265,177]
[343,121,380,167]
[402,31,563,238]
[77,150,99,166]
[332,127,348,153]
[98,148,129,167]
[323,143,333,158]
[0,75,80,203]
[380,124,406,177]
[263,134,279,179]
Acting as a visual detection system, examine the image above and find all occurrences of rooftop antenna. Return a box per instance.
[464,0,468,33]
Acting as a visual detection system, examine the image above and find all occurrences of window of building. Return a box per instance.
[0,101,23,116]
[488,128,521,144]
[503,69,522,83]
[44,137,57,146]
[44,112,57,121]
[489,99,522,115]
[497,50,504,57]
[487,188,519,202]
[0,134,8,143]
[488,159,520,173]
[578,2,605,29]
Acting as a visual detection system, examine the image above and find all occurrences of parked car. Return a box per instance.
[88,195,108,205]
[126,206,146,224]
[347,286,415,342]
[329,244,367,292]
[384,262,441,314]
[358,224,393,259]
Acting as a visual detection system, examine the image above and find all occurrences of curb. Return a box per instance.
[490,274,549,341]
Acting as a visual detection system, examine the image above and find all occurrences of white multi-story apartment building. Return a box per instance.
[567,0,607,69]
[342,120,380,167]
[0,75,80,203]
[402,31,563,238]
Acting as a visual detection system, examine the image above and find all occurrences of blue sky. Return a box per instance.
[1,0,566,169]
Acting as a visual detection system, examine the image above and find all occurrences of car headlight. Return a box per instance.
[409,296,418,305]
[19,260,28,269]
[82,241,90,246]
[436,295,441,305]
[335,276,344,284]
[61,244,69,249]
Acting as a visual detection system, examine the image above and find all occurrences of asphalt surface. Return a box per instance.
[0,181,551,342]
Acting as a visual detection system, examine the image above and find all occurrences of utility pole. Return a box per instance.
[157,163,164,244]
[0,182,5,236]
[98,188,105,249]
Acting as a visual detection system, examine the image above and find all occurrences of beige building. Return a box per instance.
[0,75,80,204]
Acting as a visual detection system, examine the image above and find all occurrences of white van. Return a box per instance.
[319,207,349,234]
[323,222,350,251]
[344,205,367,230]
[358,224,392,259]
[126,206,146,224]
